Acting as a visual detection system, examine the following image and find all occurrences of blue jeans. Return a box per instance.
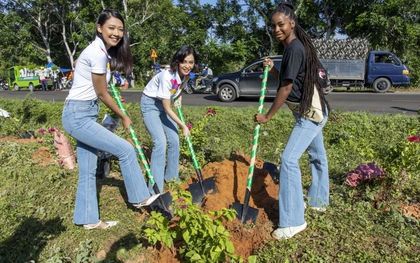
[278,111,329,228]
[41,80,48,91]
[140,94,180,194]
[62,99,150,225]
[201,77,212,90]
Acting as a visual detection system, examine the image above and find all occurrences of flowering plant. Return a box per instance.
[37,128,57,146]
[371,134,420,199]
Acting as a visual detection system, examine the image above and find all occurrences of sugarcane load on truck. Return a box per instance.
[313,38,410,93]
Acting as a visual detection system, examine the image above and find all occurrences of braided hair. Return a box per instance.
[272,3,330,116]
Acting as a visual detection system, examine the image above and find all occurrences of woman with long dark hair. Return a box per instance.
[255,3,330,239]
[62,9,159,230]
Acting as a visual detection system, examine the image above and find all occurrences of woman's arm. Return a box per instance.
[162,98,190,138]
[254,79,293,123]
[92,73,132,131]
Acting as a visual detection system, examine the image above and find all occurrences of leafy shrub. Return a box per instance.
[374,134,420,200]
[144,184,242,263]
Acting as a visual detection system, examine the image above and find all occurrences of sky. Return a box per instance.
[199,0,218,5]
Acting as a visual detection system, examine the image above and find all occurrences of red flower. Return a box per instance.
[407,135,420,142]
[206,109,216,116]
[48,128,56,133]
[186,123,193,130]
[38,140,44,144]
[38,129,46,134]
[181,205,187,209]
[177,198,185,203]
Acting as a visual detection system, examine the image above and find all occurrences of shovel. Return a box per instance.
[231,65,269,224]
[174,99,216,205]
[109,84,173,219]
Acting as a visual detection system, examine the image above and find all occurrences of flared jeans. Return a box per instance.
[62,99,150,225]
[278,111,329,228]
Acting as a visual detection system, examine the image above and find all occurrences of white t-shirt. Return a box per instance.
[143,69,187,100]
[66,36,111,100]
[36,69,46,81]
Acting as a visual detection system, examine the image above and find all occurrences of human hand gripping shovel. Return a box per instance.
[174,98,217,205]
[109,84,173,219]
[231,65,269,224]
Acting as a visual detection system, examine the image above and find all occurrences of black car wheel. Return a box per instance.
[372,77,391,93]
[218,84,236,102]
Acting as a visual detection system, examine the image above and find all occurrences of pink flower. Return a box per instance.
[186,123,193,130]
[206,109,216,116]
[38,140,44,144]
[121,97,125,103]
[407,135,420,142]
[48,128,56,133]
[177,198,185,203]
[38,129,46,135]
[181,205,187,209]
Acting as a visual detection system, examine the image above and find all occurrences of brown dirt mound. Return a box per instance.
[154,152,280,262]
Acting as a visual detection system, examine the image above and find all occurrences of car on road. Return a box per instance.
[211,56,332,102]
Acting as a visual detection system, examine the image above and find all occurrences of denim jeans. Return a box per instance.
[41,80,48,91]
[140,94,180,194]
[201,77,212,89]
[278,111,329,228]
[62,99,150,225]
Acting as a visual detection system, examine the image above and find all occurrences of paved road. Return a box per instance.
[1,89,419,116]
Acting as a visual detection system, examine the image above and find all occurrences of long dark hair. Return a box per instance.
[96,9,133,75]
[170,45,199,73]
[272,3,330,116]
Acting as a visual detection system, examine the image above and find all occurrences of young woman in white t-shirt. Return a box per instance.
[141,45,196,194]
[62,9,159,230]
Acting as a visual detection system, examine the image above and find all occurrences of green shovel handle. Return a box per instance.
[108,84,155,185]
[245,65,270,190]
[174,100,200,170]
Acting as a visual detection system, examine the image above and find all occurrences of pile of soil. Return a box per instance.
[153,152,279,262]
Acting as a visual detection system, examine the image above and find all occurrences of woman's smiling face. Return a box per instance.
[178,54,195,78]
[270,11,295,45]
[97,16,124,50]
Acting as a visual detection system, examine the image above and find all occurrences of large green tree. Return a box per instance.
[1,0,419,86]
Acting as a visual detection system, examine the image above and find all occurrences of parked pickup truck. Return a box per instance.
[320,50,410,93]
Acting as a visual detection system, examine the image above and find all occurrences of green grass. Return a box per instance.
[0,96,419,262]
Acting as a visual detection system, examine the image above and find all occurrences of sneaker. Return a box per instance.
[83,220,118,230]
[133,194,161,208]
[272,222,307,240]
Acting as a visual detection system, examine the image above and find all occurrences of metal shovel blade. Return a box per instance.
[149,191,173,220]
[189,177,217,204]
[231,202,259,224]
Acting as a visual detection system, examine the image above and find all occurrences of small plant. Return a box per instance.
[144,183,242,263]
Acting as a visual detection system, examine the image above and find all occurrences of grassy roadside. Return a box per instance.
[0,96,419,262]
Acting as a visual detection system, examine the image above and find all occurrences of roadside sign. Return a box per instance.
[151,49,158,58]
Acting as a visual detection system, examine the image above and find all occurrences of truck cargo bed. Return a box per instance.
[320,59,365,81]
